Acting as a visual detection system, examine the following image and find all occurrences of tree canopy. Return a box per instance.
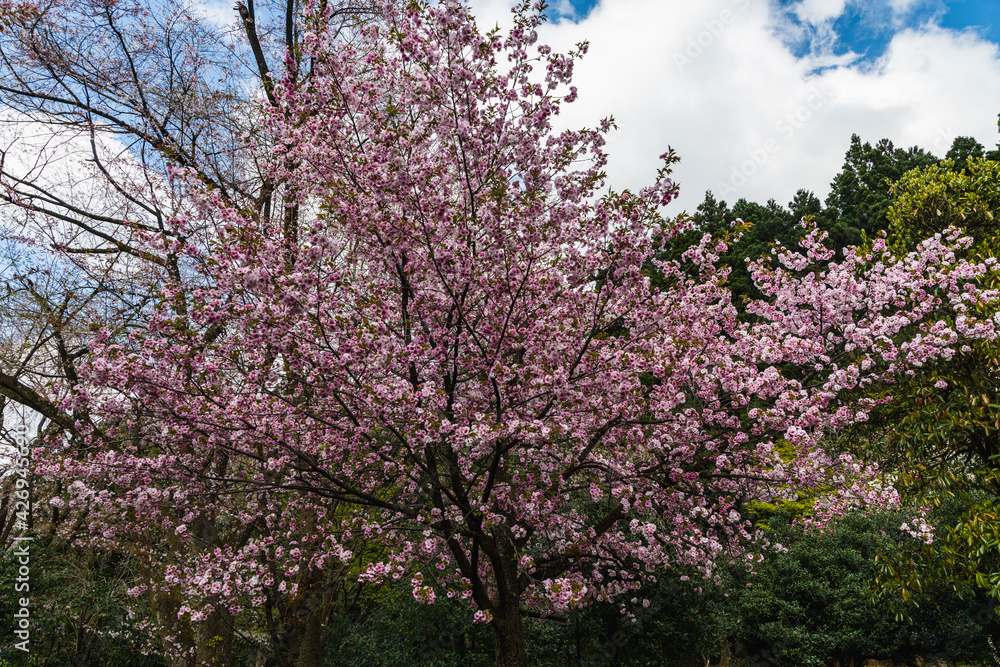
[2,2,1000,666]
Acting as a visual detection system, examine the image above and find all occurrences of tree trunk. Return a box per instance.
[149,589,194,667]
[190,515,234,667]
[195,607,235,667]
[487,526,529,667]
[275,545,339,667]
[492,602,527,667]
[294,609,324,667]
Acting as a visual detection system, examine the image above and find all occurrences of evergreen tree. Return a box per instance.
[788,189,823,222]
[825,134,938,240]
[945,136,986,173]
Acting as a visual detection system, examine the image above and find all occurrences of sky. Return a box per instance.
[9,0,1000,221]
[465,0,1000,215]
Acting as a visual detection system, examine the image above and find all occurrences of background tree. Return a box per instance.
[674,190,826,308]
[824,134,938,244]
[849,157,1000,615]
[0,0,386,664]
[945,136,986,174]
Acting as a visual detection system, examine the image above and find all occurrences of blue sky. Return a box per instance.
[556,0,1000,61]
[8,0,1000,219]
[774,0,1000,65]
[470,0,1000,213]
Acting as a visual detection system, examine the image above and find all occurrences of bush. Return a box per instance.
[731,511,998,666]
[0,536,164,667]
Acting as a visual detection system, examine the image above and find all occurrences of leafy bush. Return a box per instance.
[0,536,164,667]
[731,511,999,666]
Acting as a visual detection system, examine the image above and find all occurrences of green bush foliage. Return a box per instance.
[730,511,999,667]
[0,536,164,667]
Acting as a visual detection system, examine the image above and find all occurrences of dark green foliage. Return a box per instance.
[788,189,823,222]
[663,191,805,307]
[825,134,939,240]
[324,580,493,666]
[324,577,622,667]
[323,512,1000,667]
[986,113,1000,162]
[0,536,164,667]
[660,187,840,312]
[581,575,731,667]
[324,571,733,667]
[946,136,986,173]
[730,512,999,667]
[733,513,902,666]
[724,198,797,302]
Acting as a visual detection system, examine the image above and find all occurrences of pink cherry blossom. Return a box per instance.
[35,2,1000,664]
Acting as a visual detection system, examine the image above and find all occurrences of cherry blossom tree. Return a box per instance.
[37,1,1000,666]
[0,0,385,664]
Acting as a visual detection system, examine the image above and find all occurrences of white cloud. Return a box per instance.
[889,0,927,15]
[552,0,578,21]
[185,0,238,30]
[468,0,1000,214]
[793,0,849,25]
